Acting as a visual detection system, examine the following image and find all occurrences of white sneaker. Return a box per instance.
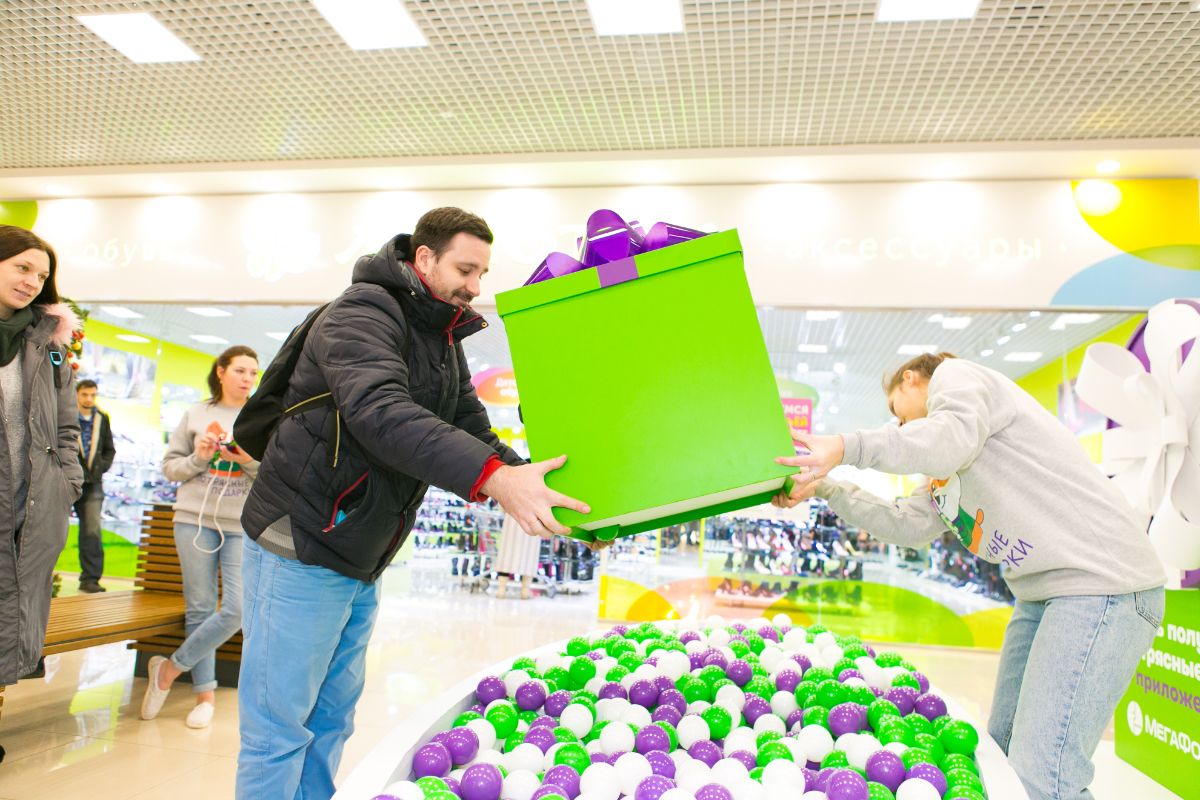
[185,701,215,729]
[140,656,172,720]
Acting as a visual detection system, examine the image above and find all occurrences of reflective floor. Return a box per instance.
[0,561,1180,799]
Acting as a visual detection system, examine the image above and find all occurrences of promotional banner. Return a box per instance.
[782,397,813,442]
[1115,590,1200,799]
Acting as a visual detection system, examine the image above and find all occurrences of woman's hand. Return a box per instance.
[218,443,255,466]
[775,434,845,487]
[771,478,823,509]
[194,433,219,463]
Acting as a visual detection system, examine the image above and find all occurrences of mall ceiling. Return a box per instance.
[3,1,1199,171]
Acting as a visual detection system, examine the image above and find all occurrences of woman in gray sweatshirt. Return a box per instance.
[141,345,259,729]
[774,352,1167,800]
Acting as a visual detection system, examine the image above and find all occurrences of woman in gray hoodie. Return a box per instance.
[0,226,85,763]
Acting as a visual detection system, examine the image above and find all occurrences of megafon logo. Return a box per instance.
[1127,701,1144,736]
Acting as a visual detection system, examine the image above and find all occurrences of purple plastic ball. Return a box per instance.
[544,691,572,718]
[630,679,661,709]
[444,777,461,795]
[647,657,659,667]
[531,786,567,800]
[786,708,805,730]
[590,753,609,765]
[543,765,581,798]
[825,768,869,800]
[654,675,676,694]
[635,725,671,754]
[515,681,548,712]
[599,682,628,701]
[658,689,688,716]
[702,649,729,670]
[606,751,628,765]
[758,626,781,643]
[907,763,948,795]
[634,775,676,800]
[476,676,506,705]
[886,686,917,716]
[413,742,453,779]
[694,784,733,800]
[866,645,877,658]
[865,750,906,792]
[912,671,931,695]
[460,763,504,800]
[445,727,480,765]
[689,652,706,670]
[585,651,603,661]
[726,659,753,687]
[652,705,683,726]
[742,695,772,726]
[470,703,486,716]
[645,750,676,779]
[728,750,757,772]
[680,631,701,645]
[913,692,948,721]
[802,767,820,787]
[828,702,867,738]
[872,687,884,697]
[838,669,864,683]
[775,669,802,693]
[813,768,837,792]
[688,740,722,767]
[530,715,557,730]
[523,726,556,754]
[780,625,793,635]
[791,654,813,673]
[612,625,629,635]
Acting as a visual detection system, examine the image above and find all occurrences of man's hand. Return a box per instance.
[771,478,823,509]
[483,455,590,538]
[775,433,845,487]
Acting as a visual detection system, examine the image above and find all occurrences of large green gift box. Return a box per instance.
[495,229,795,542]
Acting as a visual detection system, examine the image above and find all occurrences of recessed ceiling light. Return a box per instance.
[815,422,827,432]
[997,335,1012,345]
[829,405,840,415]
[586,0,683,35]
[833,362,847,374]
[100,306,143,319]
[1096,160,1121,174]
[115,334,151,344]
[190,334,229,345]
[1004,352,1044,362]
[311,0,427,49]
[797,344,829,354]
[265,332,289,341]
[876,0,981,22]
[186,307,233,318]
[805,310,841,322]
[980,349,994,357]
[1029,311,1041,318]
[1049,312,1101,331]
[1011,322,1027,332]
[76,13,200,63]
[897,344,939,355]
[941,316,972,330]
[927,314,945,323]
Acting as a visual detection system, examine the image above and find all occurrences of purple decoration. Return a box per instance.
[913,693,948,721]
[412,742,453,779]
[642,221,706,251]
[532,786,569,800]
[460,763,504,800]
[544,765,582,799]
[865,750,906,793]
[523,727,556,754]
[445,727,480,765]
[702,649,729,670]
[597,257,639,288]
[786,709,805,730]
[776,669,802,693]
[688,740,722,768]
[757,626,781,643]
[634,775,677,800]
[872,687,884,698]
[827,703,867,738]
[886,687,918,716]
[476,677,506,705]
[524,252,586,286]
[654,676,676,694]
[646,750,677,779]
[911,671,930,695]
[544,691,572,718]
[742,695,772,726]
[680,631,701,645]
[630,679,661,709]
[728,750,757,772]
[515,681,548,712]
[580,210,643,268]
[599,682,628,701]
[907,762,949,796]
[726,659,753,687]
[652,705,683,726]
[790,654,813,673]
[689,652,706,670]
[607,751,629,765]
[635,725,672,755]
[658,689,688,716]
[694,784,734,800]
[838,669,864,683]
[825,768,869,800]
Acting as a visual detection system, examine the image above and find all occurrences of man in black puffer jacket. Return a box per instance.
[236,207,589,799]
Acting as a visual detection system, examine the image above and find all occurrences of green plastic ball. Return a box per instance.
[654,720,679,751]
[485,705,518,738]
[757,741,794,768]
[553,742,590,773]
[940,753,979,775]
[453,711,482,727]
[552,726,578,743]
[702,705,734,740]
[568,657,597,690]
[803,705,830,729]
[914,732,945,763]
[566,637,591,656]
[867,782,896,800]
[939,719,981,756]
[900,747,935,770]
[905,713,932,737]
[794,682,819,707]
[820,750,850,769]
[416,777,448,797]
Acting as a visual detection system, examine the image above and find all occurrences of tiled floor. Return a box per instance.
[0,563,1181,799]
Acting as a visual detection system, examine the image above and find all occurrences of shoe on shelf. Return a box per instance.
[186,701,215,729]
[78,582,106,593]
[140,656,172,720]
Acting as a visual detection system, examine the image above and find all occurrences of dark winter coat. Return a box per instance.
[78,407,115,485]
[0,304,84,685]
[241,235,522,582]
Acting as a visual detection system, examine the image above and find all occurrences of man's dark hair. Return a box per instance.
[411,207,493,258]
[76,379,98,392]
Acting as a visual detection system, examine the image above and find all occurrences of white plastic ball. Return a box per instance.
[835,732,859,753]
[475,749,504,766]
[715,685,746,711]
[677,715,710,748]
[599,720,635,755]
[782,629,807,651]
[685,640,706,655]
[585,677,606,696]
[843,677,869,689]
[449,768,466,782]
[753,713,786,736]
[732,778,766,800]
[801,792,827,800]
[580,762,622,800]
[620,674,638,691]
[381,781,424,800]
[659,651,692,681]
[749,616,769,628]
[504,743,544,774]
[723,728,758,756]
[674,758,712,792]
[883,742,909,757]
[544,743,563,771]
[503,670,531,697]
[761,759,807,798]
[771,690,799,719]
[781,737,806,763]
[634,663,658,680]
[660,790,698,800]
[561,704,595,738]
[686,700,712,716]
[669,750,692,768]
[710,757,750,786]
[501,768,540,800]
[847,736,881,771]
[896,778,942,800]
[760,647,784,671]
[465,718,497,752]
[813,632,836,650]
[796,724,834,761]
[613,752,653,796]
[515,720,529,735]
[623,704,652,729]
[820,646,844,669]
[708,628,731,648]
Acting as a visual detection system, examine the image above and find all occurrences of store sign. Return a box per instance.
[782,397,813,443]
[472,367,520,406]
[1115,590,1200,799]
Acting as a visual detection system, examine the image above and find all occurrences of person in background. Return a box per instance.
[773,351,1167,800]
[140,345,259,729]
[74,379,115,593]
[0,226,84,764]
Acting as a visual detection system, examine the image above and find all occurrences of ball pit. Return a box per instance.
[340,616,1024,800]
